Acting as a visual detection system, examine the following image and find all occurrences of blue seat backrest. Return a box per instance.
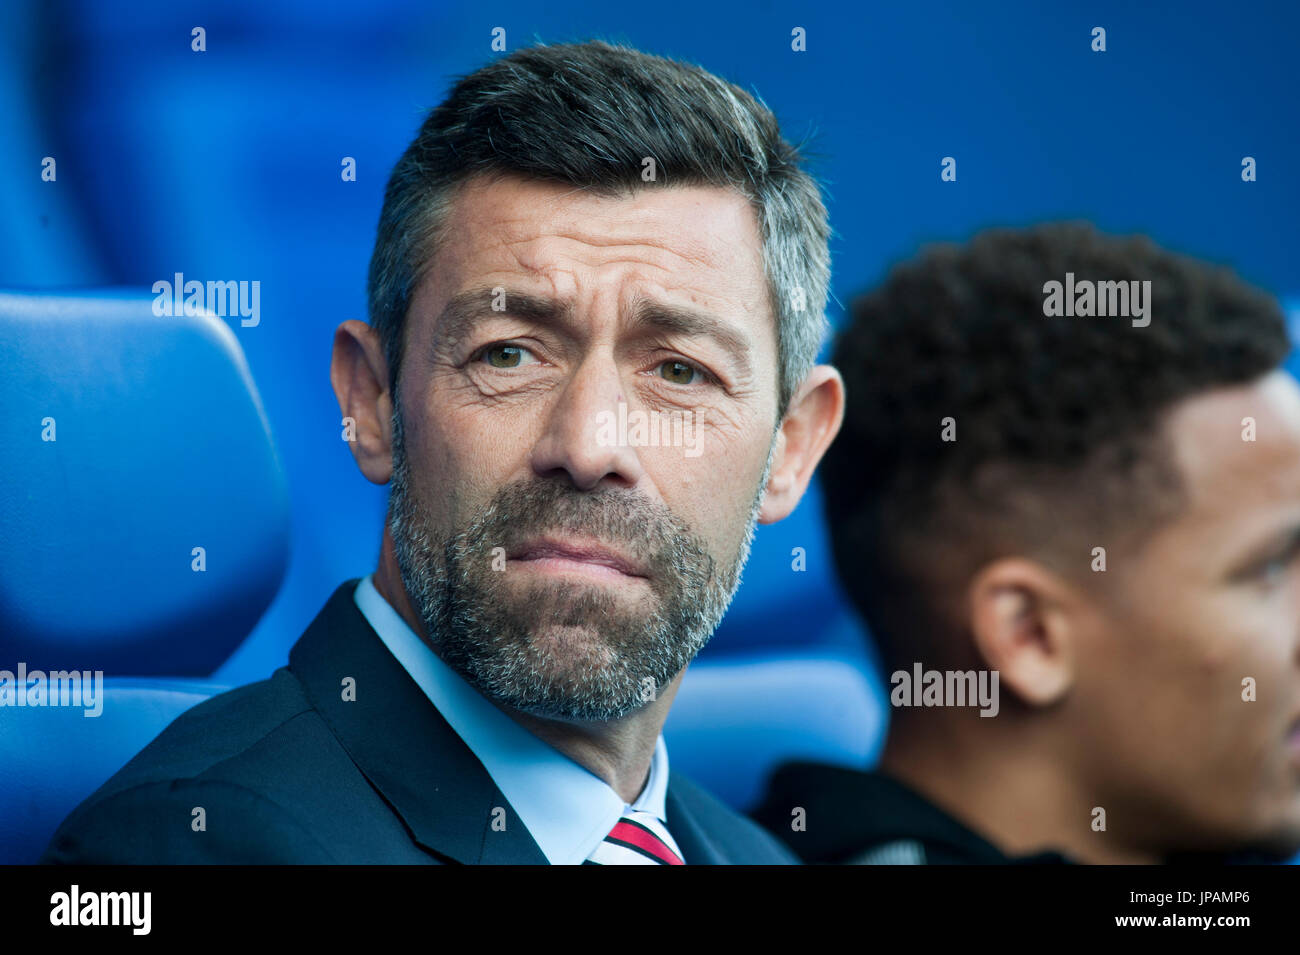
[0,289,289,675]
[666,650,885,812]
[0,678,228,863]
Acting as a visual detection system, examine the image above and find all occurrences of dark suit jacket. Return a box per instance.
[42,580,794,864]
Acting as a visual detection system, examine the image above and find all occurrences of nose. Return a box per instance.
[528,351,646,492]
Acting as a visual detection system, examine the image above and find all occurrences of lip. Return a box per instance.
[509,536,648,580]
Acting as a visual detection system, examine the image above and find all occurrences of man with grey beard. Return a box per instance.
[42,40,843,865]
[387,408,770,725]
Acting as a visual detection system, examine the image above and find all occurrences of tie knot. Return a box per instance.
[585,810,686,865]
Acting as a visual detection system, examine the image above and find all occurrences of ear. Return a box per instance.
[329,319,394,485]
[758,364,845,524]
[966,558,1078,707]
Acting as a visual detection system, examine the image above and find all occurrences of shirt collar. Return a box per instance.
[353,573,670,865]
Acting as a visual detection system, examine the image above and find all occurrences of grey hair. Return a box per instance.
[367,39,830,418]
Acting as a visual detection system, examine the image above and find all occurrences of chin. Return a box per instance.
[1260,808,1300,856]
[525,623,617,661]
[1217,791,1300,858]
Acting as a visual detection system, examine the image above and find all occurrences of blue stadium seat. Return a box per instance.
[667,649,884,811]
[0,678,228,863]
[0,288,288,862]
[0,289,290,675]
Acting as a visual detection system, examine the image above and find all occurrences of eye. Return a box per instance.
[1257,544,1300,587]
[1261,555,1291,585]
[658,359,698,385]
[479,343,537,369]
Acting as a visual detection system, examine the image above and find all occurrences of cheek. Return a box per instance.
[413,399,529,522]
[1205,588,1297,705]
[692,399,754,447]
[1201,586,1300,837]
[648,443,765,544]
[1167,599,1271,728]
[1086,597,1246,767]
[1161,596,1295,795]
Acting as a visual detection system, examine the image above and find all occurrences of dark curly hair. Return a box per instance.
[825,222,1291,669]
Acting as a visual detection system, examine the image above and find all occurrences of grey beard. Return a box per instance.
[386,410,771,721]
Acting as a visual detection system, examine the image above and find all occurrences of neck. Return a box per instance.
[879,713,1162,865]
[372,534,677,804]
[504,689,680,804]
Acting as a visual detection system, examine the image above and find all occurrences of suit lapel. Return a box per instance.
[664,774,729,864]
[289,580,548,865]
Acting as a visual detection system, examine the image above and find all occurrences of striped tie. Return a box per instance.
[584,809,686,865]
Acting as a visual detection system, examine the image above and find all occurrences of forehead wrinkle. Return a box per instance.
[453,175,761,284]
[499,230,724,278]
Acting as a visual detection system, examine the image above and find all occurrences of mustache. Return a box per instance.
[459,478,717,589]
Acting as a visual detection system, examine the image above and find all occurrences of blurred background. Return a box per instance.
[2,0,1299,837]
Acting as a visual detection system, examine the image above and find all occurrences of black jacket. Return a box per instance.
[753,763,1293,865]
[752,763,1069,864]
[43,580,795,865]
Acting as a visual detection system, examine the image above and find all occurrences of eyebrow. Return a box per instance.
[627,295,754,380]
[431,286,573,353]
[432,284,756,379]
